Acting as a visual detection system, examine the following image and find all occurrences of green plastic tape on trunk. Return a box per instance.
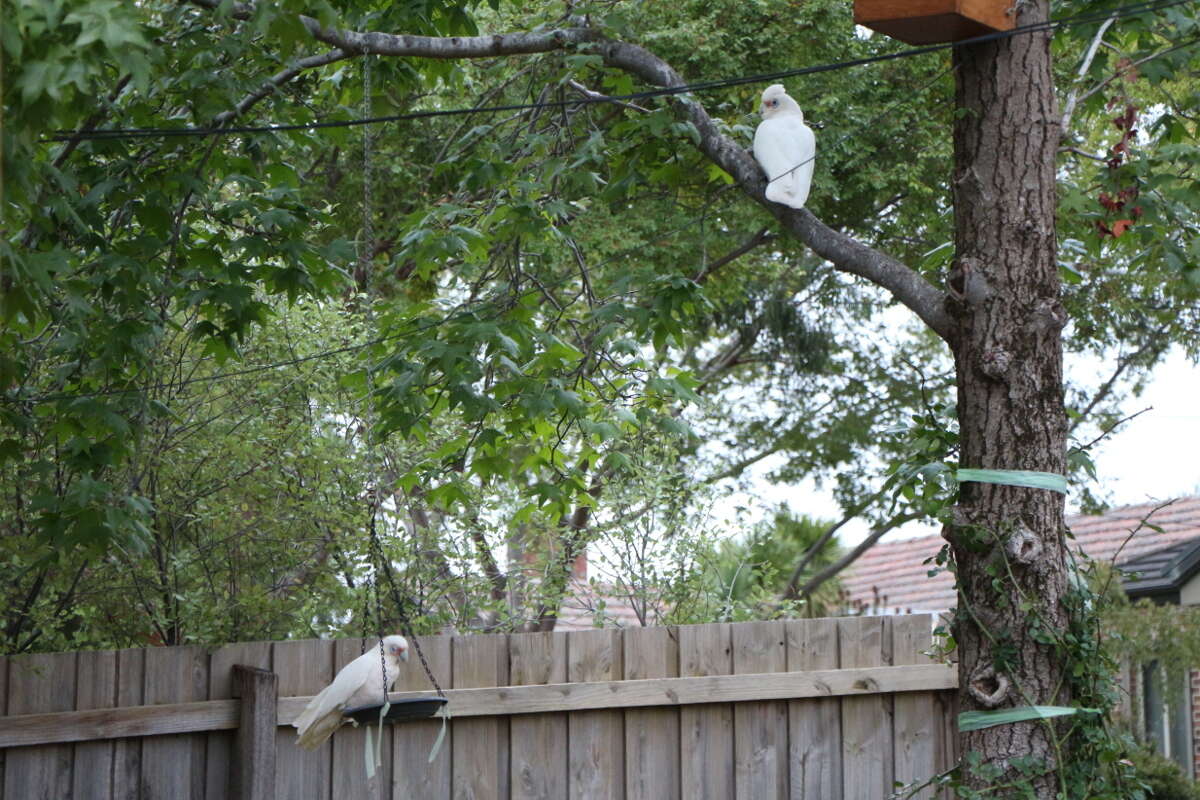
[959,705,1098,732]
[955,468,1068,494]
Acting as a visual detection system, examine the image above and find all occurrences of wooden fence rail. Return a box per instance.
[0,615,960,800]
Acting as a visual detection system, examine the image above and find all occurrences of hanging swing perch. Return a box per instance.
[291,52,449,779]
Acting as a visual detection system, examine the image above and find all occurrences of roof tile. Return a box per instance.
[841,496,1200,613]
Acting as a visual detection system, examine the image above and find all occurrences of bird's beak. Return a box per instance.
[400,647,409,662]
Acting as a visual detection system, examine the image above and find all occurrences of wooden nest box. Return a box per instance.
[853,0,1015,44]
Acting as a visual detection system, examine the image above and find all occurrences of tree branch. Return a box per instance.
[568,79,651,113]
[305,22,603,58]
[1071,37,1200,111]
[186,0,253,21]
[297,23,956,343]
[788,512,923,602]
[1060,14,1116,135]
[693,227,774,283]
[781,480,892,600]
[214,50,352,124]
[1068,327,1168,434]
[599,40,956,342]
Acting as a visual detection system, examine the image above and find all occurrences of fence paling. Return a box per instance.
[1,615,961,800]
[0,663,957,750]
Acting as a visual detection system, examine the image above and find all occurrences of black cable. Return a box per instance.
[43,0,1192,143]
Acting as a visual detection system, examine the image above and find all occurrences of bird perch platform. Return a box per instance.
[853,0,1015,44]
[343,696,448,724]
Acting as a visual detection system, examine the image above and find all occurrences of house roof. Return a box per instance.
[841,496,1200,613]
[1119,535,1200,600]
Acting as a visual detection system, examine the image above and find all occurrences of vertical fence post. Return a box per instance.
[231,665,277,800]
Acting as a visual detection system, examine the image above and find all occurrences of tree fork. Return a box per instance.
[946,0,1070,793]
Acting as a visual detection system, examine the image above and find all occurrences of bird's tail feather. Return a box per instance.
[295,712,344,750]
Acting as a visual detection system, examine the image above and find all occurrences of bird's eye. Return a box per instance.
[770,100,778,106]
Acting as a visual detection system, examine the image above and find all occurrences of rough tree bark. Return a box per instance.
[946,0,1070,793]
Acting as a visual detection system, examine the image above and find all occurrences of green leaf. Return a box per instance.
[955,469,1068,494]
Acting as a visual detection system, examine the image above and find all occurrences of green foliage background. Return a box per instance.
[1,0,1198,662]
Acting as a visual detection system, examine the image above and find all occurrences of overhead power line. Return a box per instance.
[45,0,1192,143]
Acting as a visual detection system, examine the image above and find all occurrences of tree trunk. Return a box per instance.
[947,0,1069,794]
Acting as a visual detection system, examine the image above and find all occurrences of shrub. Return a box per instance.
[1131,745,1200,800]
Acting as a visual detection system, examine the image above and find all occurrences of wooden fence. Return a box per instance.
[0,615,959,799]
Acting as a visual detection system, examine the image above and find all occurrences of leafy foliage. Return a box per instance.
[703,505,844,620]
[1,0,1198,702]
[1127,744,1200,800]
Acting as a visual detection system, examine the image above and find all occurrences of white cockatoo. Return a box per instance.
[293,635,409,750]
[753,84,816,209]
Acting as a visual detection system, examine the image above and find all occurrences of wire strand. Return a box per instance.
[43,0,1191,143]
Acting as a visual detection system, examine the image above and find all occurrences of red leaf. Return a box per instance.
[1111,219,1133,237]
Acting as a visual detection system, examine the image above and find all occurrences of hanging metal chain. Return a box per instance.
[367,501,446,697]
[359,52,444,700]
[359,53,388,703]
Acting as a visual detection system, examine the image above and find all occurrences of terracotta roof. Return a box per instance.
[841,496,1200,614]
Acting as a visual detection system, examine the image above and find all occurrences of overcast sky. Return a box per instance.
[718,348,1200,548]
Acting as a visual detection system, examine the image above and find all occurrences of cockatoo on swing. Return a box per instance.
[293,635,409,750]
[753,84,816,209]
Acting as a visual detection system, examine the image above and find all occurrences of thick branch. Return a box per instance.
[306,22,603,58]
[296,23,955,343]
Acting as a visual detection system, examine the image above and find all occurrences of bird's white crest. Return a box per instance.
[759,84,803,120]
[753,84,816,209]
[292,634,409,750]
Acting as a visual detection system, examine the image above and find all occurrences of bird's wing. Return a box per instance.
[292,651,373,733]
[754,116,815,209]
[791,122,816,209]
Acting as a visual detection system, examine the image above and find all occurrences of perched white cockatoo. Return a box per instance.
[293,635,409,750]
[753,84,816,209]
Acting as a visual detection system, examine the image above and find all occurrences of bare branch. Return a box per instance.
[1077,405,1150,452]
[693,227,774,283]
[788,512,923,602]
[781,480,893,600]
[1060,14,1117,134]
[186,0,253,21]
[567,79,651,113]
[1072,37,1200,111]
[1058,146,1108,161]
[1098,497,1176,599]
[1069,327,1169,433]
[215,50,352,125]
